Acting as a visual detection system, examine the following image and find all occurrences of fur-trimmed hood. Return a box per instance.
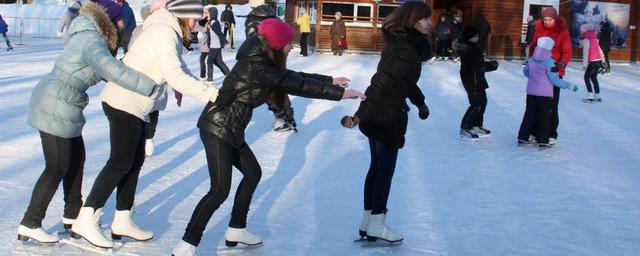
[68,2,118,50]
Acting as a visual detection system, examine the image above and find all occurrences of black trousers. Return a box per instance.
[602,47,611,70]
[460,87,487,129]
[199,52,208,79]
[550,86,560,139]
[2,32,11,48]
[21,132,84,228]
[436,37,450,58]
[182,131,262,246]
[518,95,553,144]
[206,48,230,82]
[584,61,601,94]
[146,110,159,140]
[84,102,146,211]
[300,32,309,56]
[364,138,399,215]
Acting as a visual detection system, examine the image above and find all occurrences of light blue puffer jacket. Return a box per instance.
[28,2,156,138]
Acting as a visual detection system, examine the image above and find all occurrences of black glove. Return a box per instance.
[484,61,499,72]
[418,104,429,120]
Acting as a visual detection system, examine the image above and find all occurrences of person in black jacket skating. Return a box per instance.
[454,25,498,140]
[340,1,431,243]
[598,20,611,74]
[221,4,235,49]
[171,18,365,255]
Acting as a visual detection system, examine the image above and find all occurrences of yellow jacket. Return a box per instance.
[296,13,311,33]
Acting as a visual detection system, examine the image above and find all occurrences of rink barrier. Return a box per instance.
[3,16,62,45]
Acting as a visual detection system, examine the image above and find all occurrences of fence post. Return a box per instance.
[19,17,23,45]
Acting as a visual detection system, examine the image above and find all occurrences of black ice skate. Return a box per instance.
[459,128,479,141]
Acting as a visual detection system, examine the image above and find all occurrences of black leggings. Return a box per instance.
[182,131,262,246]
[584,61,601,94]
[460,88,487,129]
[364,138,399,215]
[84,102,146,211]
[21,132,84,228]
[199,52,208,79]
[206,48,230,82]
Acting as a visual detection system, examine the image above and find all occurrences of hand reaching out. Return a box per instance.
[332,77,351,87]
[342,89,366,100]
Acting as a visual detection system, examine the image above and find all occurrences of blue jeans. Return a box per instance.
[364,138,399,215]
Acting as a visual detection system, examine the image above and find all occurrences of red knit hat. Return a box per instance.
[541,7,558,19]
[258,18,294,49]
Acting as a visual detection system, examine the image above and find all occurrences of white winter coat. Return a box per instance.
[100,8,218,121]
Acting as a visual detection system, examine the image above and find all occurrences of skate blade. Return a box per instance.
[60,239,114,255]
[354,237,369,243]
[459,136,479,142]
[360,237,403,247]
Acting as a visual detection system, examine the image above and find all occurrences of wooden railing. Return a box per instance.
[320,14,382,24]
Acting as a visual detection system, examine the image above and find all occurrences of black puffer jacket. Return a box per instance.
[455,40,488,92]
[197,35,345,148]
[355,28,430,149]
[221,4,235,25]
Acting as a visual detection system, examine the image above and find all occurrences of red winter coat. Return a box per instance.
[528,18,572,76]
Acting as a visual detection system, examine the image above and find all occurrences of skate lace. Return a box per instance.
[127,214,144,231]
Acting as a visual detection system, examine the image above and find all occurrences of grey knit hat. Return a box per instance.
[166,0,204,19]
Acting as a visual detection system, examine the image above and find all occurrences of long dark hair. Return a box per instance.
[382,1,432,31]
[259,35,288,111]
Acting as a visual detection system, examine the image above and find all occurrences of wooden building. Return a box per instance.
[283,0,640,62]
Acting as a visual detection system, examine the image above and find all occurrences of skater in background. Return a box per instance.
[296,7,311,57]
[91,0,124,31]
[205,6,230,82]
[521,15,536,62]
[580,24,605,102]
[71,0,219,249]
[454,25,498,141]
[598,20,611,74]
[195,8,210,80]
[340,1,432,243]
[434,13,452,60]
[244,4,275,36]
[245,4,299,132]
[171,18,364,256]
[58,1,82,44]
[116,0,136,54]
[0,13,13,51]
[473,12,491,53]
[330,11,347,56]
[527,7,572,145]
[450,16,463,62]
[17,2,156,244]
[518,37,578,148]
[221,3,235,49]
